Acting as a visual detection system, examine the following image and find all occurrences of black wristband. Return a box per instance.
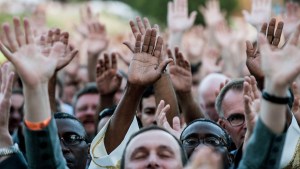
[262,90,290,104]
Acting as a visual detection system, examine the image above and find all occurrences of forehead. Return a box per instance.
[76,94,99,106]
[126,130,180,154]
[222,90,244,117]
[56,118,86,136]
[181,122,225,139]
[141,95,156,109]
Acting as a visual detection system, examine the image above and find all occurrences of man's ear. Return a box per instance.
[218,118,226,129]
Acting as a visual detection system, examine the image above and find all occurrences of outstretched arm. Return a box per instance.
[168,47,204,123]
[0,17,77,168]
[104,29,172,153]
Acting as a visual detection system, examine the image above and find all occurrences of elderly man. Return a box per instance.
[198,73,229,122]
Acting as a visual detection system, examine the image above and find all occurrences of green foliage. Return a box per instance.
[105,0,238,27]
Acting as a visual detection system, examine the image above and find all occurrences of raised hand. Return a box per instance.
[75,5,99,38]
[96,53,122,95]
[127,28,172,86]
[168,47,192,93]
[243,76,261,149]
[199,0,225,27]
[259,24,300,88]
[86,21,108,56]
[156,100,182,139]
[282,2,300,39]
[40,29,77,71]
[0,18,77,87]
[242,0,271,29]
[167,0,197,33]
[246,18,284,89]
[124,16,158,52]
[0,64,14,147]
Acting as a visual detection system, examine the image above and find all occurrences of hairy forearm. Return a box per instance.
[177,91,204,123]
[24,84,51,123]
[154,73,180,125]
[104,83,144,153]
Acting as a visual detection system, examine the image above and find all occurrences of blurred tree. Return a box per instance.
[104,0,238,27]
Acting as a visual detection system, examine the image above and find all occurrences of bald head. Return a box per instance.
[198,73,229,122]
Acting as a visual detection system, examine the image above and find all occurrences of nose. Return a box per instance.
[60,138,71,154]
[146,153,159,169]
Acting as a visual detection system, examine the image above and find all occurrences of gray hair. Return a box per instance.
[215,78,244,117]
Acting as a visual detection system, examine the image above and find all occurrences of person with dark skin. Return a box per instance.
[55,112,89,169]
[180,119,232,169]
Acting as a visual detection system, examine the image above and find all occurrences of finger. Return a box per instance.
[103,53,110,70]
[111,52,117,69]
[244,95,252,116]
[3,23,18,52]
[246,41,254,58]
[167,48,175,66]
[96,62,102,77]
[272,21,283,46]
[123,41,135,53]
[266,18,276,44]
[53,28,61,43]
[260,22,268,34]
[58,49,78,70]
[0,42,15,63]
[183,59,191,71]
[153,35,162,57]
[157,58,173,73]
[153,24,160,34]
[134,34,142,53]
[142,29,151,52]
[136,16,146,35]
[13,17,25,47]
[143,17,151,30]
[288,24,300,46]
[155,100,165,120]
[148,29,157,54]
[172,116,181,131]
[60,32,69,45]
[250,75,260,99]
[47,30,53,45]
[188,11,197,26]
[23,18,34,44]
[4,71,14,99]
[1,64,7,93]
[99,59,105,73]
[129,20,139,38]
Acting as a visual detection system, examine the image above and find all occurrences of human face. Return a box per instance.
[124,130,183,169]
[75,94,99,135]
[199,90,219,122]
[56,119,89,169]
[180,121,227,158]
[141,96,156,127]
[219,90,246,148]
[9,93,24,134]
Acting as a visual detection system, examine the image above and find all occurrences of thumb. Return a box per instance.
[188,11,197,26]
[123,41,134,53]
[157,58,173,73]
[172,116,181,131]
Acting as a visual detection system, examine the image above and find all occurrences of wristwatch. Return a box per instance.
[0,143,20,157]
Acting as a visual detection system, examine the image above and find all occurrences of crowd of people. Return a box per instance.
[0,0,299,168]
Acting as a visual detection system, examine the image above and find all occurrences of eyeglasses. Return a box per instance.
[182,137,226,148]
[223,114,245,127]
[60,133,86,146]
